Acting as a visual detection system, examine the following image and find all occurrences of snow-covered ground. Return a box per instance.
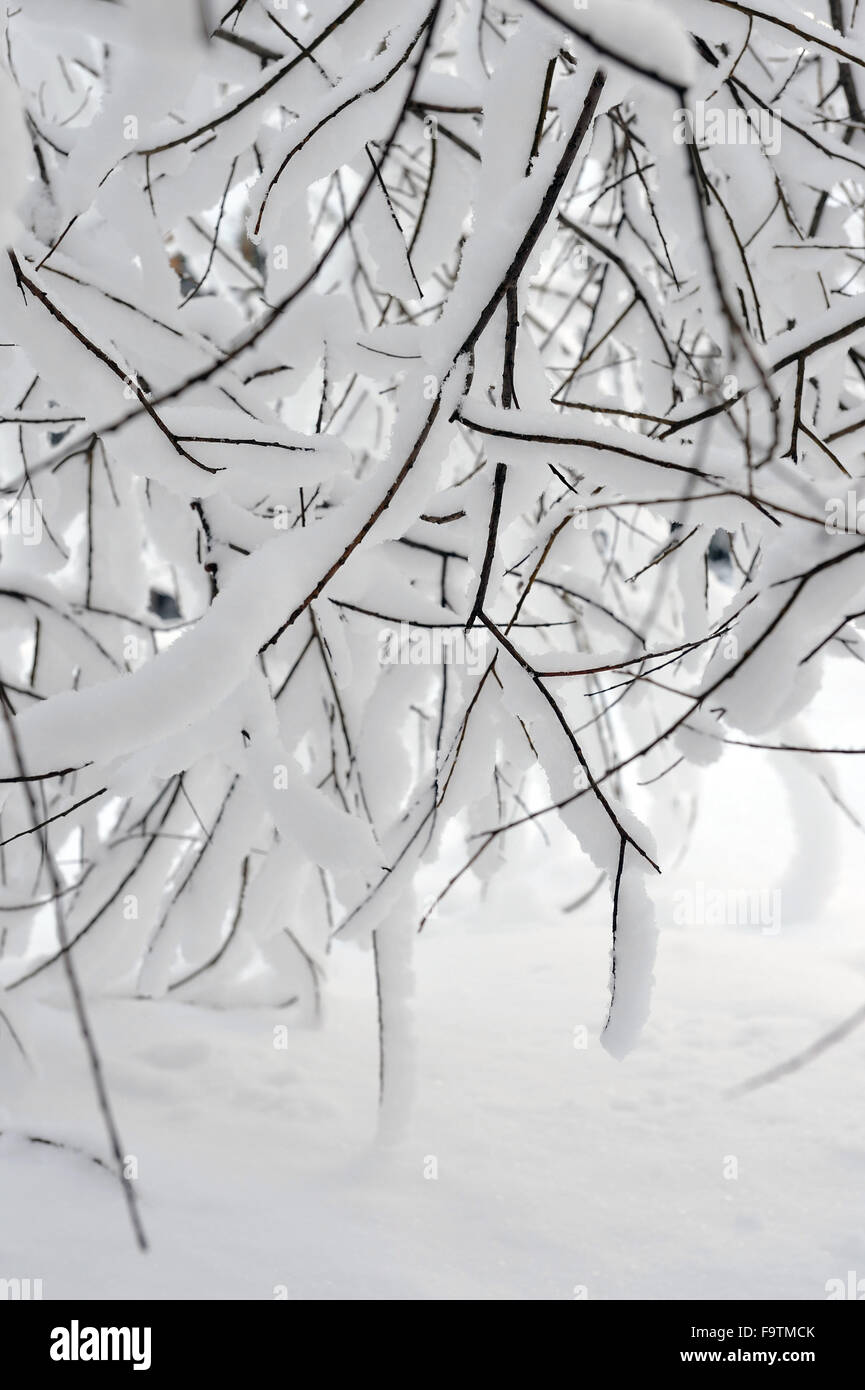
[1,664,864,1301]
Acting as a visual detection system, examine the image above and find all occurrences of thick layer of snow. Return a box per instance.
[2,665,863,1299]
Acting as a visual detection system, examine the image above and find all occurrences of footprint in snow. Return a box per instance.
[137,1040,212,1070]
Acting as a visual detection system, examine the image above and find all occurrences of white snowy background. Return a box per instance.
[0,0,864,1301]
[3,659,863,1300]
